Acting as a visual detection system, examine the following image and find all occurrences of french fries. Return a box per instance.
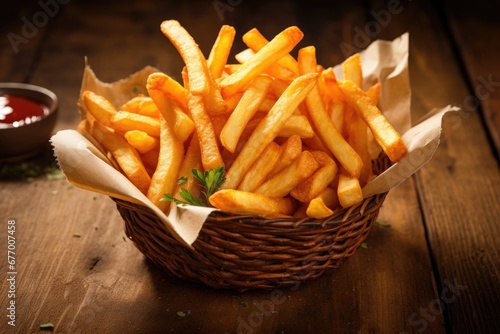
[220,75,273,153]
[298,46,363,178]
[207,25,236,80]
[238,141,281,192]
[124,130,159,154]
[338,79,407,162]
[145,75,185,212]
[90,122,151,195]
[209,189,296,217]
[342,54,372,186]
[254,150,320,197]
[78,20,407,218]
[290,151,338,202]
[220,26,304,97]
[222,72,318,189]
[82,90,117,127]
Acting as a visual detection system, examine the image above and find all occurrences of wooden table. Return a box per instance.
[1,0,499,333]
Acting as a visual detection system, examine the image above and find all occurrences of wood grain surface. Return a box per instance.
[1,0,498,333]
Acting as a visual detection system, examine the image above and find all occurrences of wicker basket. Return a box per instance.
[114,155,390,291]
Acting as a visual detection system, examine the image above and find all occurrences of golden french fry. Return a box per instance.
[223,92,243,113]
[209,189,296,218]
[365,82,382,160]
[203,76,228,116]
[254,150,320,198]
[234,48,255,63]
[91,122,151,194]
[242,27,299,75]
[298,46,363,178]
[238,141,282,192]
[306,197,333,219]
[144,72,188,111]
[187,94,225,170]
[257,97,277,113]
[342,53,363,87]
[269,78,291,99]
[338,79,407,162]
[147,113,185,212]
[337,171,363,208]
[181,66,189,88]
[220,126,253,170]
[111,110,160,137]
[220,75,273,153]
[320,67,345,133]
[343,103,372,187]
[82,90,117,127]
[366,82,381,105]
[290,151,338,202]
[235,48,296,82]
[124,130,159,154]
[160,21,226,115]
[222,64,240,75]
[207,25,236,80]
[145,73,195,142]
[269,134,302,177]
[146,75,185,212]
[269,79,304,115]
[220,26,304,97]
[330,100,345,134]
[277,114,314,138]
[120,96,161,118]
[315,187,340,211]
[172,105,195,142]
[223,73,317,189]
[160,20,210,95]
[342,58,372,187]
[173,134,203,200]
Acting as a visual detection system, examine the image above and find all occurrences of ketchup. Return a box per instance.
[0,95,49,127]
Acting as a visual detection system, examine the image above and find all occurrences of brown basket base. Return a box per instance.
[114,155,390,291]
[115,196,387,291]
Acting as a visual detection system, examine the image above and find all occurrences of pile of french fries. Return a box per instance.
[78,20,407,219]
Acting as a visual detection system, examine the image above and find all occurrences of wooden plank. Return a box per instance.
[368,0,500,332]
[441,0,500,157]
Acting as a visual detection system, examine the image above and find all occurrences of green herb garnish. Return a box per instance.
[161,166,226,207]
[376,221,391,228]
[177,176,188,185]
[40,323,54,330]
[361,242,368,249]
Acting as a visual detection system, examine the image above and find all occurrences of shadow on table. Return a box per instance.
[0,142,63,182]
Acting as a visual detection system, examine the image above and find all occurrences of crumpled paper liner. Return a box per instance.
[51,33,457,247]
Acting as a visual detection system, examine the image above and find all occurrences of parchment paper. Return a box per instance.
[51,33,457,247]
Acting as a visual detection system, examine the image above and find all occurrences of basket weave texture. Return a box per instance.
[114,156,390,291]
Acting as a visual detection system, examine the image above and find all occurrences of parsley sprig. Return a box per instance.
[161,166,226,207]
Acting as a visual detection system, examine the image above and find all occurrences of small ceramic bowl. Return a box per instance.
[0,82,58,162]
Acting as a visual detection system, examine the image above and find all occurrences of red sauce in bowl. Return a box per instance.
[0,95,49,127]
